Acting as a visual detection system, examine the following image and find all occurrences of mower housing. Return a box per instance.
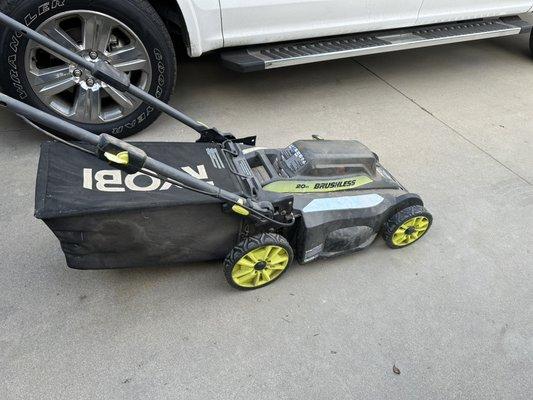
[35,139,423,269]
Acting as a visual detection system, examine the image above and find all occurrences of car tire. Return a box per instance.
[0,0,177,138]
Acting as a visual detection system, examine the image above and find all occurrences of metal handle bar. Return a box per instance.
[0,11,227,143]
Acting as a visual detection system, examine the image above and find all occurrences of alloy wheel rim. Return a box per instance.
[232,246,289,288]
[392,216,430,246]
[24,10,152,124]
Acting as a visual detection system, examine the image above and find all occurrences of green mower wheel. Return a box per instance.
[224,233,293,290]
[383,205,433,249]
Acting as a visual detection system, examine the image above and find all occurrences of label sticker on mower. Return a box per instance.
[281,145,307,173]
[206,148,225,170]
[263,176,373,193]
[303,194,384,213]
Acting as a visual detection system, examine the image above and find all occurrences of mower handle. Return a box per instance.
[0,92,263,215]
[0,11,228,144]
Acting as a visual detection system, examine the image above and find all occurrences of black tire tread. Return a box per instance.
[0,0,17,14]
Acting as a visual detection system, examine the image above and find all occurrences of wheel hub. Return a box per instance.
[405,227,416,235]
[24,10,152,124]
[254,261,268,271]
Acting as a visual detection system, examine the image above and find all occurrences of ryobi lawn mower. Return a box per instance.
[0,11,433,290]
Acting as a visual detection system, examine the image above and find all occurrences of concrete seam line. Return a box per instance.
[0,129,44,135]
[355,59,532,186]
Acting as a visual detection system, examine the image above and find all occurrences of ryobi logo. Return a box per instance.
[83,165,212,192]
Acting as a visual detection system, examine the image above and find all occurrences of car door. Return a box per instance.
[418,0,533,25]
[220,0,425,47]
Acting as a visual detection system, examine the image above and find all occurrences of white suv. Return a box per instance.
[1,0,532,137]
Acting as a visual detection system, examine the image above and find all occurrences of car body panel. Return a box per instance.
[175,0,533,56]
[218,0,424,47]
[418,0,533,25]
[175,0,223,56]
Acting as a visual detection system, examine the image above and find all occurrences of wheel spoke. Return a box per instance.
[253,272,261,287]
[30,44,73,64]
[240,271,257,283]
[41,24,80,53]
[269,259,287,268]
[103,85,135,110]
[246,252,258,264]
[233,268,254,279]
[257,246,270,261]
[262,271,271,282]
[108,45,149,72]
[265,246,275,259]
[270,248,288,265]
[266,246,281,260]
[115,58,149,73]
[27,65,75,97]
[73,87,101,122]
[82,14,114,52]
[236,258,255,268]
[394,233,407,243]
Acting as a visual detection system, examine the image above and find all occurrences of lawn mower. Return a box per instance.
[0,11,433,290]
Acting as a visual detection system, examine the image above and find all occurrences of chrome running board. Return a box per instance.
[221,17,531,72]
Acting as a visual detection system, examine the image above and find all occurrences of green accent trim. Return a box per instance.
[263,176,373,193]
[104,151,129,165]
[232,204,250,216]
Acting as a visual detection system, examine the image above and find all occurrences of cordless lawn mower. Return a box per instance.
[0,11,433,290]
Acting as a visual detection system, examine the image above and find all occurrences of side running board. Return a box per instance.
[221,17,532,72]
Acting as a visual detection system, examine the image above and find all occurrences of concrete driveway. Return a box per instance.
[1,33,532,399]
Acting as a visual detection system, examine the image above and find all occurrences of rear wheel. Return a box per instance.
[383,205,433,249]
[0,0,177,138]
[224,233,293,290]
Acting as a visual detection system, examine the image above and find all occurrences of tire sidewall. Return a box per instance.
[0,0,176,138]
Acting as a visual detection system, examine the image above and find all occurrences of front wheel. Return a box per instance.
[0,0,177,138]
